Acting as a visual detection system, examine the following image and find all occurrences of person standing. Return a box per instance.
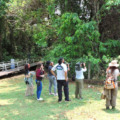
[36,64,44,101]
[24,64,34,96]
[51,58,70,102]
[24,71,35,96]
[48,62,57,96]
[75,62,87,99]
[105,60,119,109]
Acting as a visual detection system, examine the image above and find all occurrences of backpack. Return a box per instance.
[104,75,116,89]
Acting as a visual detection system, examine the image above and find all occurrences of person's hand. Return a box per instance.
[41,64,44,70]
[41,75,44,77]
[55,76,57,80]
[83,63,86,66]
[65,78,68,82]
[25,75,30,78]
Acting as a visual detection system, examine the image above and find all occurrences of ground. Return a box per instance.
[0,75,120,120]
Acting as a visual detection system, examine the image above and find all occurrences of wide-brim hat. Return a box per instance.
[109,60,119,67]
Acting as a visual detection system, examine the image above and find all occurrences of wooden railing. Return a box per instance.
[0,58,40,71]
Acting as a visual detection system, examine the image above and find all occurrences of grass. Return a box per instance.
[0,74,120,120]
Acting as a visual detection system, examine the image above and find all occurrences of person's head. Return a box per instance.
[108,60,119,73]
[58,58,64,65]
[46,61,51,66]
[45,61,51,69]
[109,66,118,73]
[75,62,81,71]
[24,64,30,75]
[36,63,42,70]
[50,62,54,66]
[80,63,84,68]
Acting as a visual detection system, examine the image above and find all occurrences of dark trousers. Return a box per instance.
[57,80,69,101]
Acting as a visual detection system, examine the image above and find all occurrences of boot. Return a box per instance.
[112,106,115,109]
[106,106,109,110]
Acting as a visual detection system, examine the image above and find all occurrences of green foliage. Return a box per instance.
[99,39,120,57]
[0,0,9,18]
[106,0,120,9]
[45,13,100,63]
[33,25,48,47]
[0,0,120,80]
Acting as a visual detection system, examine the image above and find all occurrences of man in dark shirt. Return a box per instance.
[48,62,57,96]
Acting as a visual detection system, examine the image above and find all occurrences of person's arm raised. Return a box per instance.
[65,71,68,81]
[83,63,87,72]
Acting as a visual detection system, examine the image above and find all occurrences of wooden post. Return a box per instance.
[0,30,2,61]
[88,62,91,80]
[17,62,19,68]
[2,63,4,71]
[5,64,7,70]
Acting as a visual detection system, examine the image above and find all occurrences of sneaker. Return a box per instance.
[58,100,62,103]
[49,93,54,95]
[75,96,78,99]
[80,97,83,100]
[54,93,58,96]
[65,99,71,102]
[37,98,43,101]
[112,106,115,109]
[106,107,110,110]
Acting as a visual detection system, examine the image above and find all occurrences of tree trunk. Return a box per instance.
[0,18,3,61]
[0,34,2,61]
[88,62,91,79]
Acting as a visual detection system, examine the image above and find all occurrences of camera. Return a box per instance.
[25,80,29,84]
[81,63,84,67]
[75,62,81,71]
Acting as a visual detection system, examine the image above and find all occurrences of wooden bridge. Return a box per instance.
[0,59,42,77]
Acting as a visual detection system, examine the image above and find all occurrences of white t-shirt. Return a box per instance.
[52,63,67,80]
[108,69,119,81]
[75,68,87,79]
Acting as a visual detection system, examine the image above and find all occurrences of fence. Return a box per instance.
[0,58,40,71]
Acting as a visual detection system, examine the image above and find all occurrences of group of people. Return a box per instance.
[24,58,120,110]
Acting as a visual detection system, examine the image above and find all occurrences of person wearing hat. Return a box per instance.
[105,60,120,109]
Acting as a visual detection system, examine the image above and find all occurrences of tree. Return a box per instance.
[0,0,9,61]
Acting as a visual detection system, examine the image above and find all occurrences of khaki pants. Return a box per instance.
[75,79,83,98]
[105,83,118,107]
[25,84,34,96]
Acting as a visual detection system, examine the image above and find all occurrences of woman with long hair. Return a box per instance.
[105,60,119,109]
[36,63,44,101]
[24,64,34,96]
[48,61,57,96]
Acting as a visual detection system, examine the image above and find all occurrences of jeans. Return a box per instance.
[57,80,69,101]
[36,80,42,99]
[48,75,57,94]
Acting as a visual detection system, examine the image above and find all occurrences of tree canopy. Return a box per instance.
[0,0,120,78]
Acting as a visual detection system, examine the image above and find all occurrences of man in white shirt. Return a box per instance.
[51,58,70,102]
